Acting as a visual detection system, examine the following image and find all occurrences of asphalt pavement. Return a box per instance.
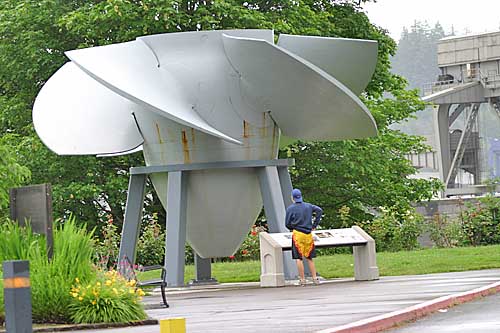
[388,292,500,333]
[74,269,500,333]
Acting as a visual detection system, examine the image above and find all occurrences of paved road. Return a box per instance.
[76,269,500,333]
[387,292,500,333]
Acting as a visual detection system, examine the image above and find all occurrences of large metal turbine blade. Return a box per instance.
[277,35,378,95]
[33,62,143,155]
[66,41,241,145]
[137,29,274,140]
[222,34,377,140]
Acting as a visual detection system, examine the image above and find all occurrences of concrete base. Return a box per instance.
[259,232,285,287]
[260,274,286,288]
[352,226,379,281]
[188,278,218,286]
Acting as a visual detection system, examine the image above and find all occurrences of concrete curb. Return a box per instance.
[316,281,500,333]
[0,318,158,333]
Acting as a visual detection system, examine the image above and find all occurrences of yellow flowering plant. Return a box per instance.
[69,269,147,323]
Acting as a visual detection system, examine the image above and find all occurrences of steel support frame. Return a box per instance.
[118,159,297,287]
[445,103,480,187]
[434,104,452,197]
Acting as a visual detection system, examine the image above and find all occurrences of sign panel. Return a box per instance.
[268,228,367,249]
[9,184,54,258]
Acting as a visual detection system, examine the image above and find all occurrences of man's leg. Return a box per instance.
[296,259,305,282]
[306,258,318,281]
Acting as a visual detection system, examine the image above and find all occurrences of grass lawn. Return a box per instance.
[137,244,500,284]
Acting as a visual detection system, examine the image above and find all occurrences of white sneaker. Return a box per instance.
[294,279,307,286]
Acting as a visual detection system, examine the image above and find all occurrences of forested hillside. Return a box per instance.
[391,22,451,139]
[391,21,448,91]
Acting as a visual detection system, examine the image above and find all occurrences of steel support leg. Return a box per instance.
[190,252,218,285]
[434,104,451,195]
[118,174,146,272]
[277,166,294,209]
[165,171,188,287]
[258,166,298,280]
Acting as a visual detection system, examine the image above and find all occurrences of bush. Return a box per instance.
[0,217,94,322]
[94,214,166,268]
[0,217,144,324]
[69,269,146,324]
[459,195,500,246]
[360,207,423,252]
[426,213,464,248]
[30,217,95,322]
[136,214,165,267]
[93,215,120,269]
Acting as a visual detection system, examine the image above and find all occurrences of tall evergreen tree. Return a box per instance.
[392,21,447,91]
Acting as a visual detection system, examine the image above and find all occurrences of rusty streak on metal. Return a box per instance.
[261,112,267,137]
[181,130,191,163]
[155,123,163,144]
[243,120,249,138]
[191,128,196,146]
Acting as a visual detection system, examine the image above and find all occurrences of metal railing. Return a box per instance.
[480,69,500,89]
[422,76,481,95]
[422,66,500,97]
[405,151,438,170]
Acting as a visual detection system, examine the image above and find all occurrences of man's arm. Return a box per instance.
[312,205,323,229]
[285,209,293,231]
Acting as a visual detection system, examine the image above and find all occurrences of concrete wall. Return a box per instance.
[415,197,481,220]
[438,31,500,67]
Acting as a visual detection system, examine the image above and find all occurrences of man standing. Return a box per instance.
[285,188,323,286]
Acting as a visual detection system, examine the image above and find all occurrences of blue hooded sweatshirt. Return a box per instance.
[285,202,323,234]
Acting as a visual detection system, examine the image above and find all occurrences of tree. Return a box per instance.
[0,0,439,232]
[391,21,448,91]
[0,136,30,216]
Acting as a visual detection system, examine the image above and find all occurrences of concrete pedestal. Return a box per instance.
[352,226,379,281]
[259,232,285,287]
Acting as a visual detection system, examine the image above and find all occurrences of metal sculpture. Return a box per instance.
[33,29,378,284]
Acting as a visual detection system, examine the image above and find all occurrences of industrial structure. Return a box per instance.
[422,31,500,197]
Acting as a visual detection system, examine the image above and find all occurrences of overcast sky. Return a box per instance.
[362,0,500,41]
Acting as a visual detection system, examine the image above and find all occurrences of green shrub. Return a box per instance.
[136,214,165,267]
[30,217,95,322]
[0,218,93,323]
[0,217,142,324]
[361,207,423,252]
[94,214,167,267]
[459,195,500,246]
[93,215,120,269]
[69,269,146,324]
[426,213,464,248]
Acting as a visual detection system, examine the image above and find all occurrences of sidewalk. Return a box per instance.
[75,269,500,333]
